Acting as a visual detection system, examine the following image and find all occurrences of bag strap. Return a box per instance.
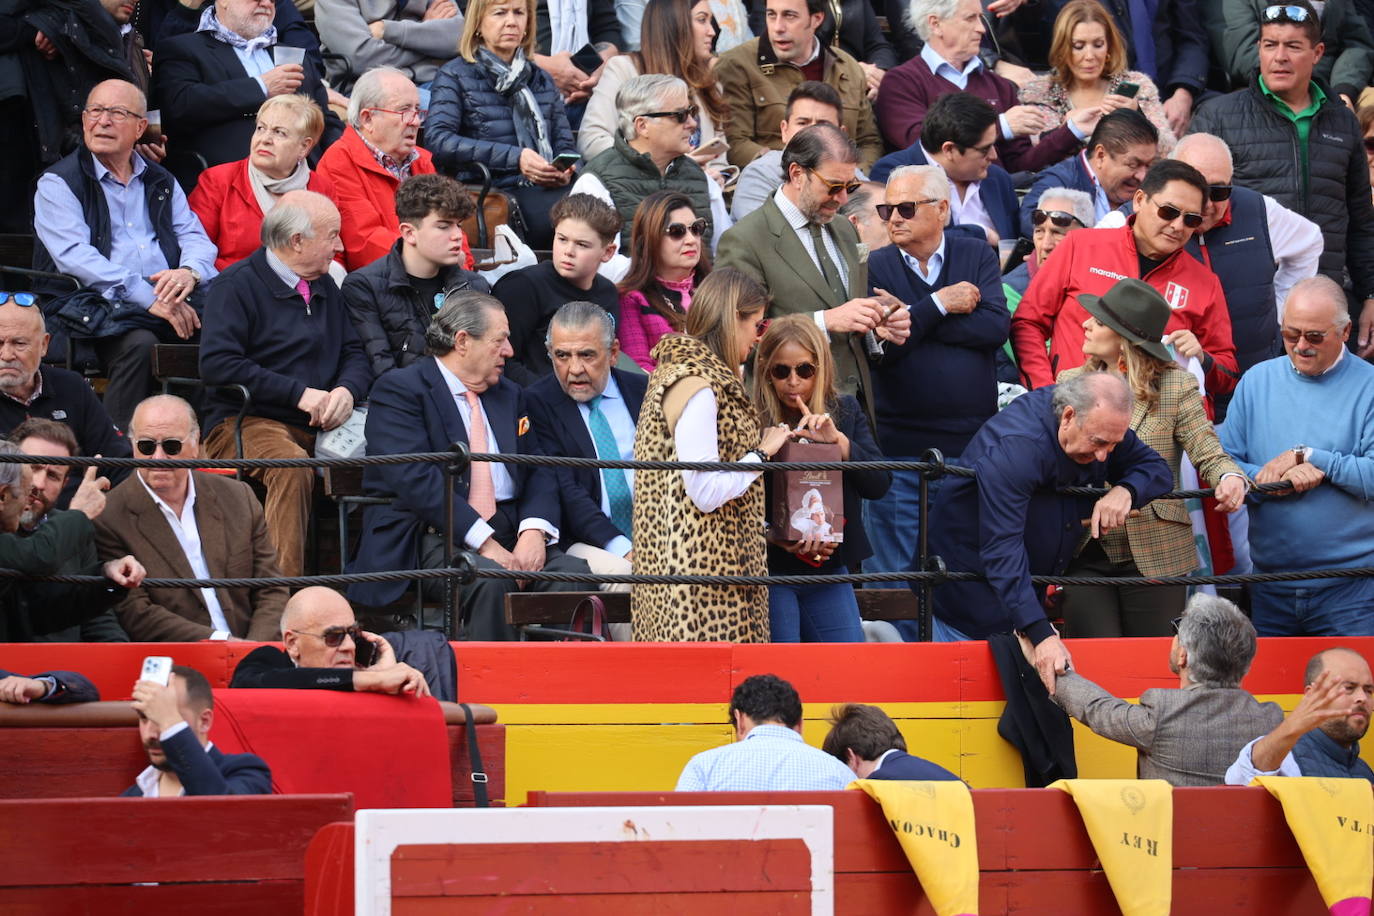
[456,702,489,808]
[569,594,608,640]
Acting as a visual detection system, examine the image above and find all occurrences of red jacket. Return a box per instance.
[1010,222,1239,395]
[315,126,440,271]
[188,159,337,272]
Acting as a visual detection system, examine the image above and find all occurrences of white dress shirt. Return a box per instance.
[772,187,850,338]
[432,358,557,549]
[922,146,993,235]
[133,722,212,797]
[899,236,950,316]
[578,373,636,555]
[137,472,232,639]
[673,387,765,513]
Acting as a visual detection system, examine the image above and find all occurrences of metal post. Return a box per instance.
[917,448,946,643]
[444,442,471,638]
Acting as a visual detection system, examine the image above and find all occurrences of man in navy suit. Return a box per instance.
[823,703,960,781]
[0,670,99,704]
[525,302,646,596]
[348,291,590,640]
[124,665,271,797]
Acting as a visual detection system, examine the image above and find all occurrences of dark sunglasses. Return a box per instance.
[876,199,938,221]
[1031,208,1083,229]
[1170,616,1183,634]
[299,624,363,647]
[0,292,37,306]
[134,437,185,456]
[1280,325,1336,344]
[769,361,817,380]
[1364,137,1374,153]
[1207,184,1233,202]
[664,218,708,239]
[1148,196,1204,229]
[1262,4,1313,22]
[807,167,862,197]
[643,104,699,124]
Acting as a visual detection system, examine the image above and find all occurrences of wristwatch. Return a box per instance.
[180,267,201,287]
[1292,445,1312,464]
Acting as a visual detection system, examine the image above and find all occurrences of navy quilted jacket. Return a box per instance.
[425,56,576,189]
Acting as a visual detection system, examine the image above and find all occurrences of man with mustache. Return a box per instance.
[1220,276,1374,636]
[124,664,272,797]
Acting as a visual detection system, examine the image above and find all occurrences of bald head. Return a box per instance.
[1172,134,1233,232]
[1303,648,1373,746]
[0,300,49,400]
[282,587,359,668]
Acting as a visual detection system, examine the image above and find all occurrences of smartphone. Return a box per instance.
[140,655,173,686]
[1115,81,1140,99]
[693,136,729,156]
[551,151,581,171]
[570,42,604,75]
[354,635,377,669]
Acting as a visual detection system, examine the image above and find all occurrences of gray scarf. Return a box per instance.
[476,47,554,163]
[247,158,312,215]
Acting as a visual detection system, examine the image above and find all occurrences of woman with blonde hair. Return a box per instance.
[752,315,890,642]
[1058,278,1248,636]
[1019,0,1175,151]
[631,267,790,642]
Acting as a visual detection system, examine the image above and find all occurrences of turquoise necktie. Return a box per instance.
[587,395,634,537]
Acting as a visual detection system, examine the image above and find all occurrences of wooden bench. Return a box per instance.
[525,788,1330,914]
[505,589,919,638]
[0,794,353,913]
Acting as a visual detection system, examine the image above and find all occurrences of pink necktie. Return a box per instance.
[463,390,496,520]
[295,277,311,305]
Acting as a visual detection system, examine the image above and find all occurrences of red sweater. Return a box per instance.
[1010,222,1239,395]
[188,159,337,272]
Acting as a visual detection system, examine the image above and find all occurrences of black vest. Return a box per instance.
[584,137,714,250]
[32,148,182,298]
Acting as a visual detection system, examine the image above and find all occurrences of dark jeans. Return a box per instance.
[767,568,864,642]
[1060,540,1185,638]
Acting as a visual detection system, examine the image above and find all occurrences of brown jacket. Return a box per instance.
[94,471,287,641]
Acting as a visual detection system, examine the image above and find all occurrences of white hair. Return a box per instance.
[347,66,413,129]
[888,164,951,205]
[907,0,963,41]
[1036,187,1096,229]
[615,74,688,141]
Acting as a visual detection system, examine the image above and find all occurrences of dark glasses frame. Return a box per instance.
[1280,325,1337,344]
[642,104,700,124]
[1147,195,1204,229]
[134,438,185,456]
[807,167,863,197]
[664,218,708,239]
[876,199,938,221]
[0,292,38,307]
[1031,208,1083,229]
[1363,137,1374,154]
[298,625,363,647]
[769,362,818,380]
[1206,184,1233,203]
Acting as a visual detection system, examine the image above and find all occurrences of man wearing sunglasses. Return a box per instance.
[1190,0,1374,359]
[1012,159,1240,398]
[1220,276,1374,637]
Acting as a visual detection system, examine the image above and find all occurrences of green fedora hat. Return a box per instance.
[1079,278,1174,364]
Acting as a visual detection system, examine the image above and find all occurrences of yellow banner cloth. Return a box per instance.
[852,779,979,916]
[1049,779,1173,916]
[1254,776,1374,915]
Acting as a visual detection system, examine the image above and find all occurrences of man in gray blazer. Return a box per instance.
[716,123,907,418]
[1039,593,1283,786]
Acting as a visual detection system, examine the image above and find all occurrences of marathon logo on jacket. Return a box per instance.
[1089,267,1127,281]
[1165,282,1189,311]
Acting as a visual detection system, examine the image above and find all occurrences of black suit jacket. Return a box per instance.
[120,727,272,796]
[230,645,355,690]
[0,669,99,703]
[348,357,559,606]
[869,749,962,782]
[151,30,342,188]
[524,368,646,551]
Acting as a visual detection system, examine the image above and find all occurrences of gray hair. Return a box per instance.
[1282,275,1352,329]
[837,181,884,223]
[425,290,505,355]
[1036,187,1096,229]
[131,394,200,442]
[1051,370,1130,423]
[0,441,19,493]
[261,196,317,249]
[348,66,412,129]
[888,164,950,205]
[907,0,963,41]
[1172,133,1234,173]
[616,74,688,141]
[546,301,616,351]
[1177,593,1258,688]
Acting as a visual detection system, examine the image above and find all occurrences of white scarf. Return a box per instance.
[247,158,312,215]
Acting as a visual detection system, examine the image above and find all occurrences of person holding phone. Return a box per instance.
[1019,0,1176,152]
[426,0,580,248]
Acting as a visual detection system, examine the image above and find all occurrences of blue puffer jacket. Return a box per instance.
[425,55,577,189]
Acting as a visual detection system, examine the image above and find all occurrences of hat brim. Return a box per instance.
[1079,294,1175,364]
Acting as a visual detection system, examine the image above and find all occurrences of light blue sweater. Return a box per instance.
[1220,352,1374,571]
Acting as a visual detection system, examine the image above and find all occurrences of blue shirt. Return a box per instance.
[577,374,635,555]
[675,723,856,791]
[920,44,1019,142]
[34,153,218,310]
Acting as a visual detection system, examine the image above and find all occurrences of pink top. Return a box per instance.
[618,275,696,371]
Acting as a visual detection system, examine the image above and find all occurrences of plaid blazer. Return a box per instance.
[1060,365,1245,576]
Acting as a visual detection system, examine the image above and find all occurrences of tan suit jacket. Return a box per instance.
[94,471,287,641]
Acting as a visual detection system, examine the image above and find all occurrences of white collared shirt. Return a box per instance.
[1080,150,1112,221]
[773,186,850,339]
[922,147,993,234]
[137,472,231,639]
[432,358,557,549]
[576,374,635,555]
[134,722,214,797]
[920,44,1019,140]
[898,237,951,317]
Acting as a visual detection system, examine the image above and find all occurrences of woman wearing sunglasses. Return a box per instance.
[1057,278,1248,637]
[426,0,579,248]
[618,191,713,371]
[572,73,732,266]
[631,268,789,642]
[751,315,890,643]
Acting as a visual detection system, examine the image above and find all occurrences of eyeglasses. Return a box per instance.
[1147,196,1204,229]
[769,361,817,380]
[963,139,997,157]
[807,168,863,197]
[642,104,699,124]
[365,106,427,125]
[134,438,185,456]
[1364,137,1374,153]
[753,317,770,335]
[1170,616,1183,634]
[1206,184,1233,203]
[82,105,143,123]
[664,218,708,239]
[1262,4,1313,22]
[297,625,363,647]
[1280,325,1337,344]
[876,199,938,221]
[0,293,37,307]
[1031,208,1083,229]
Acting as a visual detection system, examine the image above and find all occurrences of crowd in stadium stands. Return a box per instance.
[1,0,1374,664]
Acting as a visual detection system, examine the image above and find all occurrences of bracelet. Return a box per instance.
[746,448,769,463]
